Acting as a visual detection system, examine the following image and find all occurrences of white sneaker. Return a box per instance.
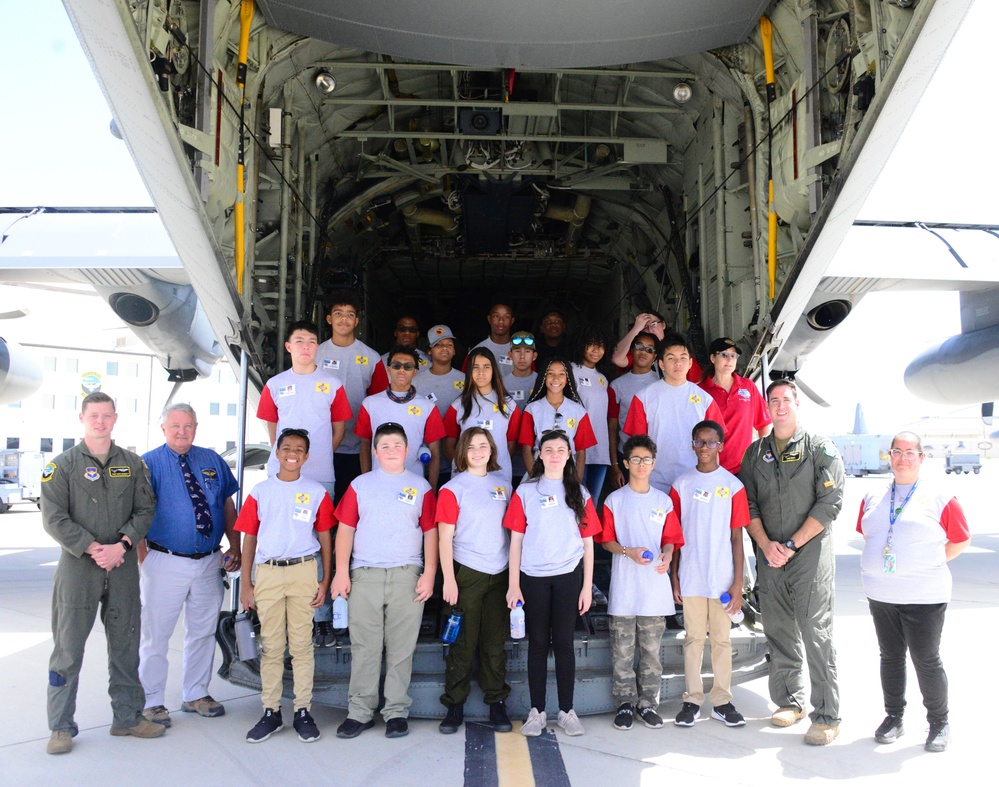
[521,707,547,737]
[557,709,585,737]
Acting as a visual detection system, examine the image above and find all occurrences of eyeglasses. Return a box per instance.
[626,456,655,466]
[388,362,417,371]
[395,325,419,333]
[715,352,738,360]
[511,335,536,347]
[632,343,657,354]
[889,449,922,460]
[552,411,564,424]
[692,439,721,449]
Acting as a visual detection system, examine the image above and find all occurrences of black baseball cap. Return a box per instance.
[708,337,742,355]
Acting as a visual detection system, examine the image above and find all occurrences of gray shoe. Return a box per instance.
[181,696,225,717]
[110,718,167,738]
[47,731,73,755]
[521,707,547,737]
[557,709,585,737]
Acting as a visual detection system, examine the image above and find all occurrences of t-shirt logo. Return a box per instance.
[566,417,577,428]
[492,403,501,413]
[491,487,508,501]
[315,382,330,393]
[84,466,100,482]
[540,495,558,509]
[419,358,429,367]
[763,449,775,463]
[296,492,311,504]
[737,388,751,400]
[279,384,296,397]
[355,355,369,365]
[689,393,702,404]
[398,487,417,506]
[292,505,312,522]
[693,488,711,503]
[599,378,607,387]
[650,507,666,523]
[408,405,422,416]
[715,486,730,498]
[323,359,341,370]
[454,381,464,390]
[476,419,494,430]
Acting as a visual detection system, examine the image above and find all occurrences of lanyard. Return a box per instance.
[885,480,917,551]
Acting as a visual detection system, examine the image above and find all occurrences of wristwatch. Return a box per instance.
[784,539,798,552]
[118,538,132,552]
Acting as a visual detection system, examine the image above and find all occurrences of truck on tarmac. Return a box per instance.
[0,450,46,513]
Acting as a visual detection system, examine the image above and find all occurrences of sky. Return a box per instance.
[1,0,996,440]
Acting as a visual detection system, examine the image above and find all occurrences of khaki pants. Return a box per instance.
[254,559,318,711]
[681,596,733,707]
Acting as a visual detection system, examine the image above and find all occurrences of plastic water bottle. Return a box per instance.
[418,443,431,464]
[719,592,745,624]
[510,601,526,639]
[442,607,463,643]
[332,595,349,629]
[641,550,655,561]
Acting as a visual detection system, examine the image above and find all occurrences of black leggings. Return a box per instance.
[521,561,583,712]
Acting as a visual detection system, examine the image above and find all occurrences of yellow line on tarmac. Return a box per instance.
[495,722,535,787]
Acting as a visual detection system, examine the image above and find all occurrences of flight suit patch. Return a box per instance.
[823,480,834,488]
[41,462,57,482]
[84,467,100,482]
[763,450,775,463]
[781,451,801,463]
[108,466,131,478]
[822,443,839,458]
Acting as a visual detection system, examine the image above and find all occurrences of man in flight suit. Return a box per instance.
[739,379,845,746]
[42,392,161,754]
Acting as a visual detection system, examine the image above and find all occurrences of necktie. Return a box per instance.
[178,453,213,538]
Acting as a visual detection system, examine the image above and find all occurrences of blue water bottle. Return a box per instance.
[418,443,432,464]
[442,607,463,643]
[332,595,348,629]
[642,550,654,561]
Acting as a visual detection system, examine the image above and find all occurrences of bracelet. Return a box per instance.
[621,545,630,557]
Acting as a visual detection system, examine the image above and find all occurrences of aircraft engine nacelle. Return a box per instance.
[904,324,999,405]
[0,336,44,405]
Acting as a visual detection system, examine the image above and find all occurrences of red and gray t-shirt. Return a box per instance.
[444,392,522,481]
[608,370,658,455]
[235,476,335,563]
[415,367,466,416]
[316,337,389,455]
[518,399,597,459]
[572,363,611,465]
[334,467,437,569]
[355,392,447,474]
[436,470,511,575]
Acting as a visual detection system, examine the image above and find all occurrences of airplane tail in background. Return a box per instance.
[854,403,868,436]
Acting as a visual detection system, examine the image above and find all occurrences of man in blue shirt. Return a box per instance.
[139,404,240,728]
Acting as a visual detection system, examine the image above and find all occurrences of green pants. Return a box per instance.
[441,562,511,707]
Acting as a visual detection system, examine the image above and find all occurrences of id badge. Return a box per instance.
[882,551,897,575]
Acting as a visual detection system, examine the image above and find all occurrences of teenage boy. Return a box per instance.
[623,333,726,492]
[669,420,750,729]
[236,428,335,744]
[332,423,438,739]
[607,331,659,490]
[380,315,429,368]
[596,435,683,731]
[470,301,516,369]
[316,290,389,503]
[356,346,447,488]
[502,331,537,483]
[257,319,352,647]
[416,324,465,417]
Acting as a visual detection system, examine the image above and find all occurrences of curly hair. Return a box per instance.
[524,357,583,407]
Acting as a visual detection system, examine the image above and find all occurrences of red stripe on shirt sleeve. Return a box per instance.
[940,497,971,542]
[314,492,337,532]
[419,489,438,532]
[435,488,460,526]
[518,411,536,447]
[669,487,682,521]
[662,509,684,548]
[354,406,373,440]
[573,414,598,451]
[333,485,360,528]
[607,387,619,419]
[507,405,522,442]
[729,487,750,529]
[234,494,261,536]
[424,407,447,444]
[331,385,353,422]
[622,397,647,438]
[596,505,616,544]
[856,499,867,535]
[502,492,527,533]
[443,405,460,439]
[579,497,602,538]
[687,357,702,383]
[256,385,278,422]
[368,362,389,395]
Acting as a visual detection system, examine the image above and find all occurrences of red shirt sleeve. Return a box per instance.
[234,494,260,536]
[354,405,373,440]
[502,492,527,533]
[856,499,867,535]
[419,489,437,532]
[330,385,353,423]
[669,487,682,521]
[662,509,684,548]
[256,385,278,422]
[579,497,602,538]
[572,414,598,451]
[940,497,970,541]
[687,358,702,382]
[518,411,536,447]
[368,362,389,395]
[623,397,647,438]
[607,387,620,419]
[443,405,461,439]
[435,487,460,526]
[423,407,447,444]
[596,505,616,544]
[730,487,750,529]
[506,405,522,442]
[314,492,337,532]
[333,484,360,528]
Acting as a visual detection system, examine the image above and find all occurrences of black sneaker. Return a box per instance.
[488,701,513,732]
[293,708,321,742]
[312,621,336,648]
[874,714,904,744]
[385,718,409,738]
[925,720,950,752]
[638,706,664,729]
[246,708,283,743]
[674,702,700,727]
[439,705,464,735]
[613,703,634,730]
[711,703,746,727]
[336,718,375,739]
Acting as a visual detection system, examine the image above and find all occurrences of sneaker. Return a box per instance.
[771,706,807,727]
[110,718,167,738]
[47,731,73,755]
[439,704,464,734]
[674,702,700,727]
[313,621,336,648]
[143,705,172,727]
[711,703,746,727]
[246,708,283,743]
[557,709,585,737]
[293,708,321,742]
[385,718,409,738]
[874,714,905,744]
[638,706,664,729]
[521,707,547,737]
[336,718,375,738]
[181,696,225,717]
[613,703,634,730]
[925,720,950,752]
[489,701,513,732]
[804,722,840,745]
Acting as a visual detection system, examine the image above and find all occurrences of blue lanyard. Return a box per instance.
[885,481,917,552]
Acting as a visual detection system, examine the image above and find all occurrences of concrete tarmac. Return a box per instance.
[1,458,994,785]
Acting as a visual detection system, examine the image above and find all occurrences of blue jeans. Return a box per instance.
[313,481,336,623]
[583,464,609,503]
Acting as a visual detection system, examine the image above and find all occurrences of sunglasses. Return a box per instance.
[388,362,417,371]
[511,336,536,347]
[279,427,309,437]
[395,325,419,333]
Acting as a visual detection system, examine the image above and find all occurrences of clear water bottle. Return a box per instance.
[510,601,526,639]
[719,592,745,624]
[332,595,349,629]
[442,607,463,643]
[418,443,432,464]
[641,549,654,561]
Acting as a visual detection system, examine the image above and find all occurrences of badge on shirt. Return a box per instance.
[355,355,369,365]
[295,492,311,504]
[492,403,501,413]
[419,358,429,367]
[426,392,438,403]
[650,508,666,524]
[398,487,417,506]
[689,393,702,404]
[408,405,422,416]
[763,449,775,463]
[782,451,801,463]
[453,381,464,390]
[476,419,494,430]
[108,467,131,479]
[84,467,100,482]
[201,469,217,479]
[823,480,834,488]
[316,381,330,394]
[693,488,711,503]
[579,376,592,387]
[323,359,341,371]
[510,390,525,401]
[540,495,558,509]
[599,378,607,387]
[279,384,296,397]
[822,442,839,458]
[566,417,577,429]
[41,462,57,482]
[715,486,730,498]
[499,355,513,365]
[737,388,751,400]
[293,505,313,522]
[491,486,508,501]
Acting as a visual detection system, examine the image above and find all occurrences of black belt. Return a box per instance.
[147,541,221,560]
[264,554,316,567]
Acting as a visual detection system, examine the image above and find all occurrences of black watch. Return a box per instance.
[784,539,798,552]
[118,539,132,552]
